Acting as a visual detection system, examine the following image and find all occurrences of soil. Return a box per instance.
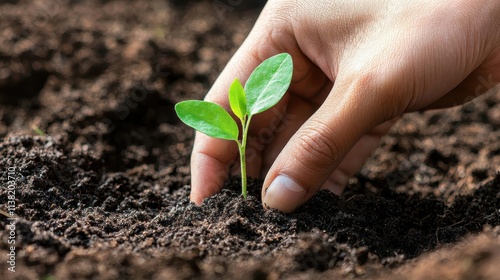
[0,1,499,279]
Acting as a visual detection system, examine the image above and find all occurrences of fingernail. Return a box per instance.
[263,175,306,213]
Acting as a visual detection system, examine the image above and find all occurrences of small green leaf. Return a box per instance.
[245,53,293,115]
[175,100,239,141]
[229,78,247,120]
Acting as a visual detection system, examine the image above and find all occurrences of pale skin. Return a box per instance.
[190,0,500,213]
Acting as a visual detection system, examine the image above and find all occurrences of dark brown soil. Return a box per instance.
[0,1,499,279]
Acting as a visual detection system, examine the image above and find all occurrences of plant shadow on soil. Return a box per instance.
[0,0,499,279]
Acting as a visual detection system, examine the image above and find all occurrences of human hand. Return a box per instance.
[190,0,500,212]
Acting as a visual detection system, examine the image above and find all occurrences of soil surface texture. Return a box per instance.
[0,1,499,279]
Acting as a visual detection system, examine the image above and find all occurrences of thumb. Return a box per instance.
[262,74,395,212]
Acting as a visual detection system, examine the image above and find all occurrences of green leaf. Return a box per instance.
[245,53,293,115]
[175,100,239,141]
[228,78,247,120]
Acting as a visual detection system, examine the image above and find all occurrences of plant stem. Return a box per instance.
[238,142,247,199]
[238,115,252,199]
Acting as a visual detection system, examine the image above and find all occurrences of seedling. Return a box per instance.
[32,125,46,137]
[175,53,293,199]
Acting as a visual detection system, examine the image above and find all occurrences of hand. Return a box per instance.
[190,0,500,212]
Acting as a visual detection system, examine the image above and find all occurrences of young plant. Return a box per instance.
[32,125,46,137]
[175,53,293,199]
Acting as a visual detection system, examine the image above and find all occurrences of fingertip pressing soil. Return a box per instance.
[0,1,499,279]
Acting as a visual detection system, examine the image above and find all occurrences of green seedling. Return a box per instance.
[32,125,46,137]
[175,53,293,199]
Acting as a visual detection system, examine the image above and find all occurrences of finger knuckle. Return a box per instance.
[344,69,408,121]
[294,120,340,169]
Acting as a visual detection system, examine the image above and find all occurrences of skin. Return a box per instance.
[190,0,500,212]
